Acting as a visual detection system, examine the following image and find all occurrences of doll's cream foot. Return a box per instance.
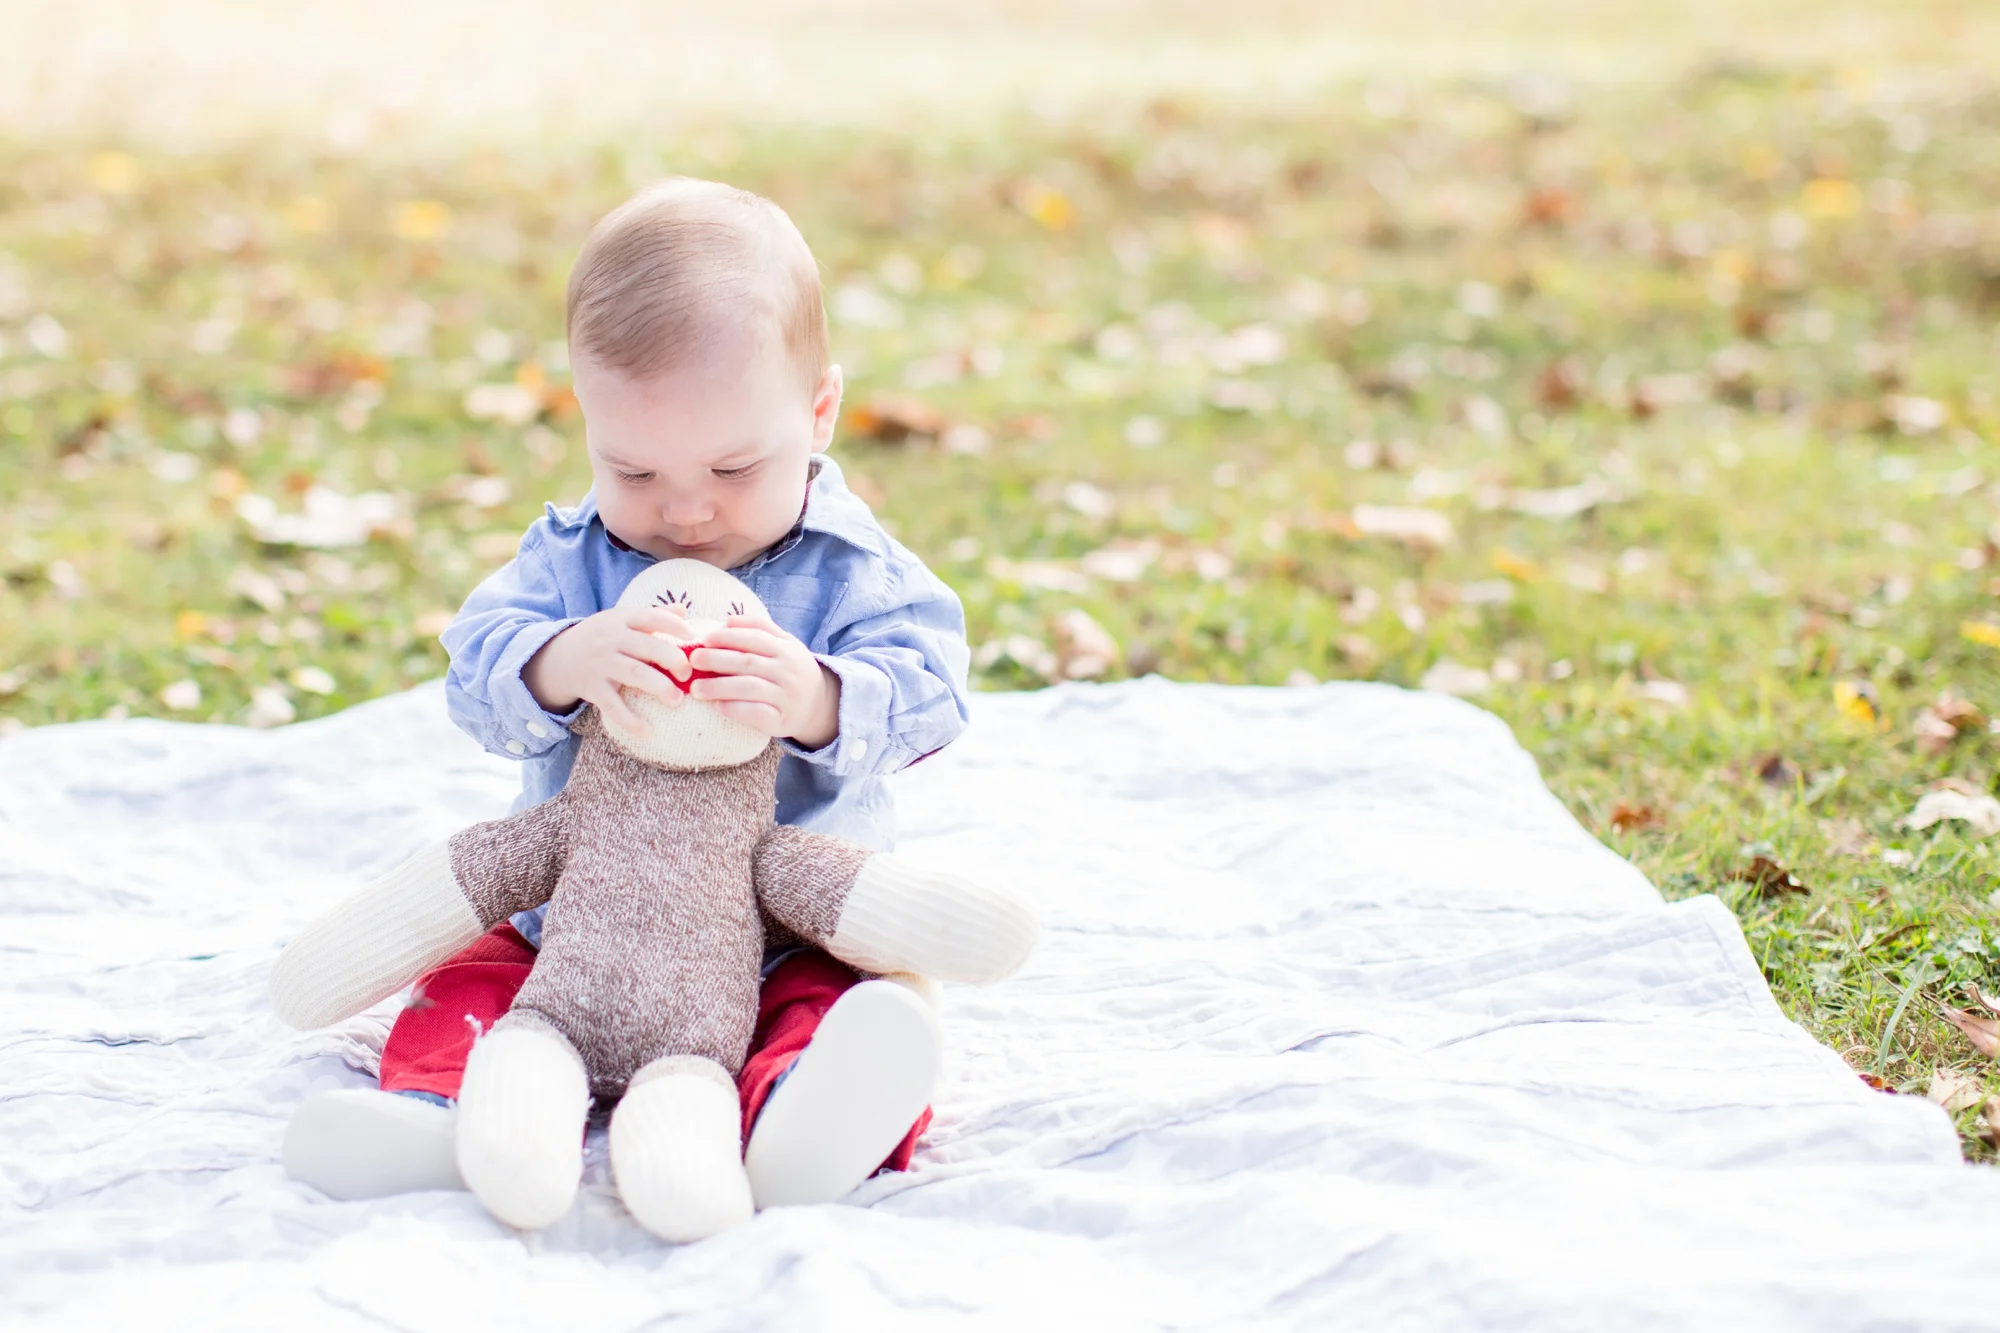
[745,978,941,1210]
[456,1022,590,1230]
[827,856,1039,985]
[610,1056,754,1242]
[269,840,484,1030]
[283,1088,464,1200]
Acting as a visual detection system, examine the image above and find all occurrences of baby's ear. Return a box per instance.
[810,364,843,453]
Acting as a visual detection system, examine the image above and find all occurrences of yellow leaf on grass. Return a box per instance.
[1014,183,1074,231]
[1802,178,1859,220]
[390,199,453,242]
[1740,144,1781,181]
[88,151,141,195]
[1833,680,1879,725]
[284,194,331,234]
[1491,549,1540,581]
[174,610,208,639]
[1962,620,2000,648]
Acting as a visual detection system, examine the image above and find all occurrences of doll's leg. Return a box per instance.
[456,1011,591,1230]
[610,1055,755,1242]
[282,925,535,1201]
[741,951,941,1209]
[753,827,1039,985]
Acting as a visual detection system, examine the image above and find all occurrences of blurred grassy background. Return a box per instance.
[6,1,2000,1151]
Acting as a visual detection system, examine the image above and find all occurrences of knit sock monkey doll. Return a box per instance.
[269,559,1038,1241]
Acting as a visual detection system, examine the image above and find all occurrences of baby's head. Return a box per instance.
[567,178,840,571]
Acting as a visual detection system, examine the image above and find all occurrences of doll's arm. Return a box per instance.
[752,826,1038,985]
[268,797,570,1029]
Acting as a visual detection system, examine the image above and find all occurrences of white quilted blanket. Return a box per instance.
[5,680,1996,1330]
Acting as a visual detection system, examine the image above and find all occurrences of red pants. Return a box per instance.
[377,925,930,1172]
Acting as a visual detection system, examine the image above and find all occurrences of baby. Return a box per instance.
[284,178,976,1212]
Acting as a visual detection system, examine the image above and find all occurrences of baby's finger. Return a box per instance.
[626,605,692,634]
[623,631,692,681]
[689,673,784,705]
[593,684,648,734]
[609,654,683,704]
[709,698,782,732]
[697,624,786,657]
[686,645,778,679]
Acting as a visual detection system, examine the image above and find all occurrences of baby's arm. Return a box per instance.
[444,526,693,749]
[269,799,570,1029]
[693,559,971,779]
[441,532,591,762]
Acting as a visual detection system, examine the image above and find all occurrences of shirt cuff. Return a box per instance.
[780,652,893,775]
[489,618,586,757]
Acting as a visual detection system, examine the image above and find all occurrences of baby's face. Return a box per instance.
[575,335,841,572]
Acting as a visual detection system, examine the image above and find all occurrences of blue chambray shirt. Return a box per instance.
[440,455,971,946]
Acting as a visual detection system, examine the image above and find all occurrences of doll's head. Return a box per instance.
[602,558,773,770]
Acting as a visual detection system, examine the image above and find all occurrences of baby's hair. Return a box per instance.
[565,178,828,390]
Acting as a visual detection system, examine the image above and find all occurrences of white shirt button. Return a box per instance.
[526,721,550,738]
[850,737,868,760]
[505,739,527,755]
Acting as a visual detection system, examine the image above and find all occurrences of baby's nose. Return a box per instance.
[659,488,715,526]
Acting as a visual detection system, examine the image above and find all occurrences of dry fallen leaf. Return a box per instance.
[1731,855,1808,897]
[1984,1100,2000,1145]
[1610,802,1663,832]
[1754,752,1801,788]
[1826,818,1873,857]
[845,395,948,443]
[1350,504,1453,551]
[1534,357,1588,409]
[1419,660,1490,697]
[280,349,387,399]
[1900,788,2000,839]
[1510,478,1619,521]
[1914,691,1984,755]
[1053,609,1120,680]
[1936,1002,2000,1059]
[1927,1067,1988,1115]
[1522,186,1579,228]
[236,488,405,549]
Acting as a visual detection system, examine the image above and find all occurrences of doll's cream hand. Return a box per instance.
[686,615,841,749]
[524,603,696,733]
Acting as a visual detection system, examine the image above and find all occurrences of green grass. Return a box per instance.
[5,66,2000,1153]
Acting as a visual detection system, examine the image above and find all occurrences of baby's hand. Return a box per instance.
[523,603,697,734]
[686,615,841,749]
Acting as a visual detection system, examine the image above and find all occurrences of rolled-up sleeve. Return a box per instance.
[781,561,970,779]
[441,536,586,761]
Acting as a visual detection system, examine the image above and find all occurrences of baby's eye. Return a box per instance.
[713,463,758,480]
[616,469,654,485]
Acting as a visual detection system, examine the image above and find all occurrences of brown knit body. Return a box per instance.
[445,710,875,1100]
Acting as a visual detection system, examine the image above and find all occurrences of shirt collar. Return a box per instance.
[545,455,885,570]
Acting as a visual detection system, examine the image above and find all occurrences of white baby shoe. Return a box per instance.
[455,1023,591,1230]
[610,1056,755,1242]
[744,978,941,1210]
[282,1088,464,1200]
